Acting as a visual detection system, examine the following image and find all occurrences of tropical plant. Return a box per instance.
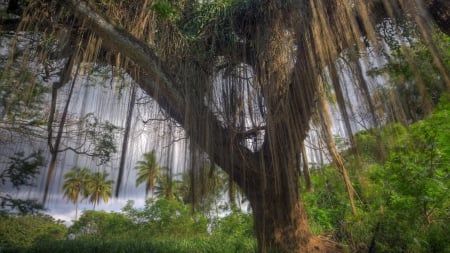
[134,150,162,198]
[154,166,181,200]
[177,163,227,215]
[381,94,450,224]
[84,171,114,209]
[324,94,450,252]
[62,167,90,220]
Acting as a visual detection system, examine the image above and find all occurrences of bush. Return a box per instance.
[26,238,256,253]
[211,211,254,239]
[0,214,67,249]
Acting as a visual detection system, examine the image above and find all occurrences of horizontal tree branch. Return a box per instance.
[61,0,260,187]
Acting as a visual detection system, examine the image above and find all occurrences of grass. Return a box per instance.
[2,237,256,253]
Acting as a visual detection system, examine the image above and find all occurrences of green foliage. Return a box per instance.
[0,150,44,189]
[179,163,229,215]
[134,150,161,196]
[0,68,50,123]
[123,198,208,238]
[62,167,92,220]
[28,200,255,252]
[151,0,180,21]
[0,214,66,250]
[303,94,450,252]
[62,167,90,205]
[83,113,121,165]
[26,237,255,253]
[0,197,44,215]
[211,211,254,239]
[154,166,182,200]
[302,167,348,234]
[2,197,256,253]
[84,171,114,208]
[380,94,450,224]
[366,98,449,251]
[62,168,114,210]
[180,0,238,39]
[368,28,450,121]
[69,210,133,240]
[0,150,45,214]
[353,122,408,162]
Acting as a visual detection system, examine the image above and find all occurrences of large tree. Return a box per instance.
[2,0,449,252]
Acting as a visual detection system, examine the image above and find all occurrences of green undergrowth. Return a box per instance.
[0,199,256,253]
[302,93,450,252]
[1,237,255,253]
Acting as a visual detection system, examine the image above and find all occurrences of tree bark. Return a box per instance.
[43,61,79,204]
[228,175,237,211]
[318,80,358,216]
[243,153,340,252]
[115,84,136,197]
[301,142,314,192]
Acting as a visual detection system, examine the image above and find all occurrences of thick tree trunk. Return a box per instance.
[242,5,336,251]
[250,194,312,252]
[243,158,340,253]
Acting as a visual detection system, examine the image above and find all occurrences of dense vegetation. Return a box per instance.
[1,93,449,252]
[304,94,450,252]
[0,199,256,253]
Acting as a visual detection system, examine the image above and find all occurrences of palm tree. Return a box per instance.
[62,167,90,220]
[154,167,188,202]
[134,150,161,198]
[179,162,227,215]
[84,171,114,209]
[155,166,176,200]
